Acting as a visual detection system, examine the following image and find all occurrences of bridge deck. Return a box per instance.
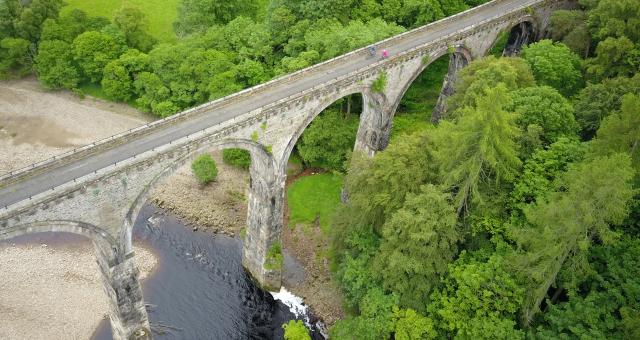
[0,0,537,208]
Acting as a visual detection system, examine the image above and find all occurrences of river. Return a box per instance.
[5,204,323,339]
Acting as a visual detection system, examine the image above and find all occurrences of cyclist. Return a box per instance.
[368,46,376,57]
[382,49,389,58]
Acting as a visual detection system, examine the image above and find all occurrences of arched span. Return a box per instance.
[124,138,274,251]
[0,220,116,250]
[278,87,367,175]
[493,16,539,56]
[390,45,473,115]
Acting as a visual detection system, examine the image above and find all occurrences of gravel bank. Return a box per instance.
[0,242,156,340]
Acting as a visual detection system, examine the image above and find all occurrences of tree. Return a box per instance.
[586,36,640,80]
[102,49,150,102]
[13,0,64,43]
[535,238,640,339]
[297,109,359,171]
[282,320,311,340]
[510,137,586,214]
[393,308,437,340]
[34,39,80,89]
[73,30,124,83]
[191,154,218,184]
[174,0,259,37]
[573,74,640,139]
[114,7,157,52]
[508,86,578,145]
[587,0,640,43]
[428,254,525,339]
[134,71,172,114]
[448,56,535,112]
[591,94,640,176]
[373,185,460,312]
[521,40,583,96]
[40,9,109,43]
[438,85,522,214]
[549,10,590,57]
[0,37,31,77]
[0,0,21,40]
[329,288,398,340]
[513,153,635,324]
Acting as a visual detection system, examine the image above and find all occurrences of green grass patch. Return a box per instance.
[62,0,179,43]
[287,173,343,232]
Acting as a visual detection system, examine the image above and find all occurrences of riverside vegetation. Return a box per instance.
[1,0,639,339]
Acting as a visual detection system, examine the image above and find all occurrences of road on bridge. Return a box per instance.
[0,0,537,208]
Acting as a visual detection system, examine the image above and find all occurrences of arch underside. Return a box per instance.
[279,87,367,174]
[0,220,116,247]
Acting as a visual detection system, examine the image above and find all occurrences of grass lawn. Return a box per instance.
[287,172,344,232]
[62,0,180,44]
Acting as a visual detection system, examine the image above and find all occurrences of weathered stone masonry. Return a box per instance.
[0,0,574,338]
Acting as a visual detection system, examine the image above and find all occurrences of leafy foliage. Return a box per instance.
[521,40,583,96]
[222,148,251,170]
[191,153,218,184]
[508,86,578,145]
[282,320,310,340]
[429,254,525,339]
[297,110,359,171]
[437,85,522,214]
[373,185,460,312]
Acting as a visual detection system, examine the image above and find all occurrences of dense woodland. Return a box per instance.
[1,0,640,339]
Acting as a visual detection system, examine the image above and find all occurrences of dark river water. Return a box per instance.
[5,204,322,340]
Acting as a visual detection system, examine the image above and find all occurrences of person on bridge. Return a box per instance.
[368,46,376,57]
[382,49,389,58]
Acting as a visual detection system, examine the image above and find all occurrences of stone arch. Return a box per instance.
[0,220,117,251]
[390,45,473,117]
[123,138,274,254]
[278,86,367,174]
[497,16,539,56]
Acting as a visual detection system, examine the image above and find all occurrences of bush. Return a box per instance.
[282,320,311,340]
[222,148,251,169]
[191,154,218,184]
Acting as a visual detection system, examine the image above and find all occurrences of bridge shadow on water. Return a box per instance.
[91,204,321,340]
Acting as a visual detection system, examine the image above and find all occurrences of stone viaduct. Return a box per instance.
[0,0,573,338]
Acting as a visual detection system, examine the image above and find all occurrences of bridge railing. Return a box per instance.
[0,0,538,188]
[0,0,552,212]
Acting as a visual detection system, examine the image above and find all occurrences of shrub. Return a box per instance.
[191,154,218,184]
[222,148,251,169]
[282,320,311,340]
[372,71,387,93]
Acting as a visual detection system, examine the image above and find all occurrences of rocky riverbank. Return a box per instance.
[0,240,156,340]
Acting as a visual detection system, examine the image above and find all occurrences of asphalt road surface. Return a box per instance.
[0,0,537,208]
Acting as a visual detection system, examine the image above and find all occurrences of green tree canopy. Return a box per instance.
[374,184,460,312]
[73,30,124,83]
[429,254,525,339]
[573,73,640,139]
[508,86,578,145]
[297,109,359,172]
[438,85,522,214]
[591,94,640,178]
[114,7,157,52]
[449,56,535,112]
[513,153,635,324]
[521,40,583,96]
[101,49,150,102]
[35,39,80,89]
[191,153,218,184]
